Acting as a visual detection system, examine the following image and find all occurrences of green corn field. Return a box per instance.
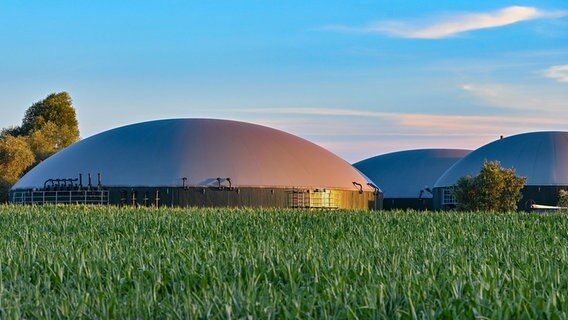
[0,205,567,319]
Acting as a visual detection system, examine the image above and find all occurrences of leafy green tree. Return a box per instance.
[452,175,478,211]
[6,92,80,162]
[0,135,36,202]
[16,92,80,161]
[0,126,21,137]
[452,160,526,212]
[558,190,568,209]
[27,121,74,162]
[20,92,78,134]
[498,166,527,212]
[0,92,79,202]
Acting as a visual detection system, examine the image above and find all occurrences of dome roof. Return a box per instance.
[354,149,470,198]
[435,131,568,188]
[13,119,371,191]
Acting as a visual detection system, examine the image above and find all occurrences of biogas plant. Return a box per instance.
[9,118,568,211]
[10,119,381,210]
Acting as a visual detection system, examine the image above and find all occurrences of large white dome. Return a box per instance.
[13,119,371,191]
[435,131,568,188]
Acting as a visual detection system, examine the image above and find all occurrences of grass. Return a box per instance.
[0,205,567,318]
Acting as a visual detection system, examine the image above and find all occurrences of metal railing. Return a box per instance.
[11,190,110,205]
[288,190,308,208]
[287,189,339,209]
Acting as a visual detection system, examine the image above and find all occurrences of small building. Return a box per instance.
[433,131,568,211]
[10,119,381,209]
[354,149,470,210]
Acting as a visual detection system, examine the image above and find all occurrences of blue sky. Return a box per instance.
[1,0,567,162]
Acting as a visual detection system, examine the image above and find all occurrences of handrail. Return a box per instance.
[11,190,110,205]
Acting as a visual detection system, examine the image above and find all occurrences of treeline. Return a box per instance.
[0,92,80,202]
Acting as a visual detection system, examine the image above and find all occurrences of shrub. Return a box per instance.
[558,190,568,209]
[453,160,526,212]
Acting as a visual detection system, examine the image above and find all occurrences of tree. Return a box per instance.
[452,175,478,211]
[0,135,36,202]
[27,121,73,162]
[452,160,526,212]
[558,190,568,209]
[0,92,80,202]
[6,92,80,162]
[499,166,527,212]
[16,92,80,161]
[0,126,21,137]
[20,92,78,134]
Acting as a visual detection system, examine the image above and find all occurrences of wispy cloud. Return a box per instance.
[511,49,568,58]
[240,107,567,134]
[461,83,568,111]
[240,107,391,118]
[241,107,568,162]
[320,137,486,163]
[322,6,567,39]
[543,64,568,82]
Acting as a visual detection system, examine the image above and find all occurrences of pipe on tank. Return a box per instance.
[71,178,79,189]
[44,179,53,190]
[367,183,381,195]
[352,181,363,194]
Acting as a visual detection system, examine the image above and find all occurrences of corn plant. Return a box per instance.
[0,205,567,318]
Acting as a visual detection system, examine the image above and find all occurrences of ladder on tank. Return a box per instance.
[288,190,309,208]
